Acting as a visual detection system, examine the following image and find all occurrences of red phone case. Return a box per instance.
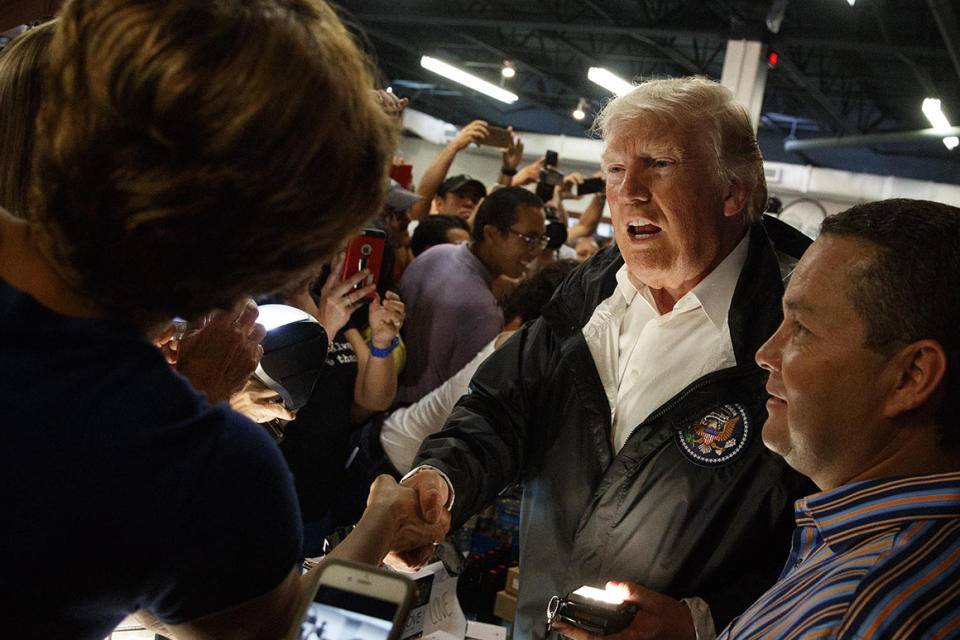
[341,229,386,299]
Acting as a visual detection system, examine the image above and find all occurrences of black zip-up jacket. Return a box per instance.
[416,217,815,639]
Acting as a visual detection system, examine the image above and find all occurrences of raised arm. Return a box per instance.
[408,120,489,221]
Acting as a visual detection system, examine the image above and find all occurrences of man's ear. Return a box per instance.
[722,180,749,218]
[481,223,498,245]
[882,339,948,419]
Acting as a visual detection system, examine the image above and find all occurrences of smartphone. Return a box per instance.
[545,149,559,168]
[341,228,387,300]
[573,177,605,196]
[481,125,513,148]
[292,559,416,640]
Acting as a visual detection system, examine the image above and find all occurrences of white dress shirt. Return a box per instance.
[582,231,750,452]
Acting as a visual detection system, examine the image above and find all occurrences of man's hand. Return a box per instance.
[176,299,266,405]
[382,468,452,570]
[368,291,405,350]
[315,251,376,337]
[501,127,524,171]
[348,475,451,567]
[373,89,408,120]
[512,156,545,186]
[559,172,587,200]
[551,582,695,640]
[450,120,489,151]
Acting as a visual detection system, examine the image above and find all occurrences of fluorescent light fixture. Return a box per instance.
[420,55,518,104]
[572,98,588,121]
[587,67,634,96]
[922,98,959,150]
[847,0,855,6]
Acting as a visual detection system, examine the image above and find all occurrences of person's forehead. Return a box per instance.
[602,118,700,160]
[785,235,875,315]
[513,205,546,229]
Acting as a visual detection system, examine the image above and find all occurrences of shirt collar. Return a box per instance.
[613,229,750,328]
[796,472,960,551]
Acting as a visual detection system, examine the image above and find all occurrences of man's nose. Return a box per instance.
[618,166,651,202]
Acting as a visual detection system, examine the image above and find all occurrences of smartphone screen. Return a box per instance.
[298,585,399,640]
[293,560,414,640]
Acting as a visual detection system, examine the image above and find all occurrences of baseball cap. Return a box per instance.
[253,304,329,410]
[437,174,486,201]
[385,178,422,210]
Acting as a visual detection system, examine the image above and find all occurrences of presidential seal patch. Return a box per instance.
[675,403,750,467]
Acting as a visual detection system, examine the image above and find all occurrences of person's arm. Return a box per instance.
[567,172,606,245]
[151,476,447,640]
[347,292,405,422]
[408,120,489,221]
[510,155,544,187]
[497,127,523,187]
[381,337,501,474]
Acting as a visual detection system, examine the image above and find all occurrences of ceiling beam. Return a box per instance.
[785,126,960,151]
[927,0,960,87]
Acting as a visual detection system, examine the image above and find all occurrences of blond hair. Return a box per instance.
[594,76,767,223]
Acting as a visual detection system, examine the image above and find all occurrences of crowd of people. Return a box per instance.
[0,1,958,639]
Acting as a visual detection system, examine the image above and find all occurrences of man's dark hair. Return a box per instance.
[503,259,578,324]
[820,198,960,426]
[411,214,469,256]
[472,186,544,244]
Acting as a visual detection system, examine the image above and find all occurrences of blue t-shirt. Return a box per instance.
[0,279,303,639]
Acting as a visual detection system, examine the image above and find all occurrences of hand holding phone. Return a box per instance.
[341,228,387,300]
[292,560,415,640]
[480,125,514,148]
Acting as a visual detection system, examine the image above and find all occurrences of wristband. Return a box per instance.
[500,167,518,176]
[370,335,399,358]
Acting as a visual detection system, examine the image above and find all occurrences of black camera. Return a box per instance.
[545,586,639,636]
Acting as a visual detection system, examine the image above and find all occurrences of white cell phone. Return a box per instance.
[290,559,416,640]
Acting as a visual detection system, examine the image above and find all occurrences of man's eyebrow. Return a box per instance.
[783,298,816,313]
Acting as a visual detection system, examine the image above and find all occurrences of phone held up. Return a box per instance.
[341,228,387,301]
[291,559,416,640]
[480,125,514,148]
[572,177,605,196]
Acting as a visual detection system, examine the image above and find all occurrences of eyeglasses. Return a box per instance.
[506,227,550,250]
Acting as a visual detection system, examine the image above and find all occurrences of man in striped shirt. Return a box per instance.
[717,198,960,639]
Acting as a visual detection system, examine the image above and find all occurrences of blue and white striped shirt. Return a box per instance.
[718,472,960,639]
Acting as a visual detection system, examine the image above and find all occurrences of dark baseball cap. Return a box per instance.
[253,305,329,410]
[437,174,486,201]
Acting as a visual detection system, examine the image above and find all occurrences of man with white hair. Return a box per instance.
[400,77,813,640]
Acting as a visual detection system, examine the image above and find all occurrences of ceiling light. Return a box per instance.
[587,67,634,96]
[501,61,516,79]
[572,98,588,121]
[420,55,519,104]
[922,98,959,150]
[847,0,855,6]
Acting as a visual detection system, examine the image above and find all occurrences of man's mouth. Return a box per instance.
[765,385,786,403]
[626,219,662,239]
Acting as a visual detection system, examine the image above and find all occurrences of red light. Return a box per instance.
[768,52,779,67]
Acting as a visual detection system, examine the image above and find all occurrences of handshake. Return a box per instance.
[349,468,452,569]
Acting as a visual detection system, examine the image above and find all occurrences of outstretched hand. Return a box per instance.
[551,582,695,640]
[382,468,452,571]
